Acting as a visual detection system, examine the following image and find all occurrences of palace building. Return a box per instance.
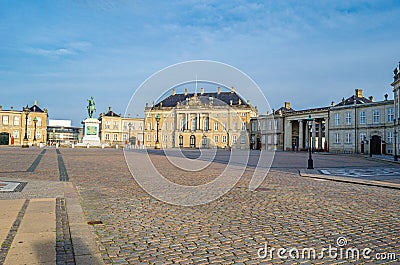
[98,107,144,147]
[144,87,257,149]
[0,100,48,146]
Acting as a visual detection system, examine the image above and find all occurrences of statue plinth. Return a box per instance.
[81,118,101,146]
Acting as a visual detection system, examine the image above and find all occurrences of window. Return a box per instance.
[13,116,20,126]
[180,119,185,131]
[105,121,110,129]
[123,122,128,130]
[345,112,351,125]
[388,108,394,122]
[360,111,366,124]
[241,112,246,117]
[37,117,42,126]
[171,122,175,130]
[36,131,42,140]
[2,115,8,125]
[113,122,118,130]
[240,135,246,144]
[192,118,196,131]
[269,120,272,130]
[222,135,227,143]
[27,130,31,139]
[360,133,366,142]
[204,117,209,131]
[222,123,226,130]
[387,131,393,144]
[214,122,219,131]
[345,133,351,144]
[233,122,238,130]
[222,112,227,117]
[147,134,151,142]
[113,134,118,141]
[334,133,340,143]
[232,112,238,117]
[373,110,380,123]
[163,122,168,130]
[274,119,279,130]
[214,113,219,118]
[123,134,127,141]
[214,135,218,143]
[147,122,152,130]
[154,134,157,141]
[274,135,278,145]
[12,130,19,139]
[241,122,246,131]
[232,135,237,144]
[163,135,167,142]
[105,133,110,140]
[334,113,340,126]
[164,113,168,118]
[179,135,183,146]
[28,117,32,126]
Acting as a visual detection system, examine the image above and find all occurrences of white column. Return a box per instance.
[284,120,292,150]
[318,120,323,149]
[305,122,309,149]
[298,120,304,149]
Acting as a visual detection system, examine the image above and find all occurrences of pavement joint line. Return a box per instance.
[26,148,47,172]
[57,149,69,182]
[56,197,76,265]
[299,169,400,190]
[0,199,29,264]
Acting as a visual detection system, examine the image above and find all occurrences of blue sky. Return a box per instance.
[1,0,399,125]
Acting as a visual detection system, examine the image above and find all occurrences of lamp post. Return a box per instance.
[22,105,30,148]
[33,116,38,146]
[307,114,314,169]
[155,114,161,149]
[394,119,398,161]
[128,122,132,148]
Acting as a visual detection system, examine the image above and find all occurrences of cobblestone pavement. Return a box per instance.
[55,148,400,264]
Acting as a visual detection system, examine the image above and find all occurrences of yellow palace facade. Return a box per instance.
[144,87,257,149]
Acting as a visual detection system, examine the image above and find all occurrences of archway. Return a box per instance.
[0,132,10,145]
[370,135,381,155]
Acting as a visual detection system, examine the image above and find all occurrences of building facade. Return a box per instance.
[329,89,394,154]
[144,87,257,149]
[47,120,82,146]
[99,107,144,147]
[0,101,48,146]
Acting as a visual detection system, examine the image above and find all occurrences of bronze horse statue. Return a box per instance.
[87,96,96,118]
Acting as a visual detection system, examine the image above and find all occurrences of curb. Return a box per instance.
[299,169,400,190]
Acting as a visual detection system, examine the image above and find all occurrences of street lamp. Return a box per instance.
[33,116,38,146]
[155,114,161,149]
[307,114,314,169]
[128,122,132,148]
[394,119,398,161]
[22,104,30,148]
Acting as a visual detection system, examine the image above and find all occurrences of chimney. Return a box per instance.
[342,97,345,104]
[108,106,112,111]
[331,101,334,107]
[369,96,374,102]
[10,106,13,110]
[355,89,363,98]
[284,102,290,109]
[384,93,388,101]
[247,99,250,104]
[34,100,37,106]
[230,100,233,106]
[128,114,131,117]
[172,89,176,96]
[201,88,204,95]
[231,86,235,93]
[217,87,221,95]
[146,102,148,108]
[0,105,2,110]
[184,88,188,96]
[160,102,163,107]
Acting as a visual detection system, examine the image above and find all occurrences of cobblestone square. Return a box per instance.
[0,147,399,264]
